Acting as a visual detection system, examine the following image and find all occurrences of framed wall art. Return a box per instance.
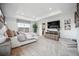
[64,19,71,30]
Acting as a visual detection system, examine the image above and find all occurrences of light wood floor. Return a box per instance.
[11,36,78,56]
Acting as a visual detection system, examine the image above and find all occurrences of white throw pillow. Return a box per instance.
[0,26,7,35]
[0,35,6,43]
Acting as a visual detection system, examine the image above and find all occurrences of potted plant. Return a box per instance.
[33,23,38,33]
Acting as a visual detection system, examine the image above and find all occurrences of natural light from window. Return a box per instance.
[17,23,30,28]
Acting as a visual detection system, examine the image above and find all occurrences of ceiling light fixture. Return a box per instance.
[33,16,35,18]
[49,8,52,11]
[21,13,24,15]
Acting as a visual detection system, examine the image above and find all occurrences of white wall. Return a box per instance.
[60,13,76,39]
[5,17,18,31]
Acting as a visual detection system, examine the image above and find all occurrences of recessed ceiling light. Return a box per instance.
[22,13,24,15]
[49,8,52,11]
[33,16,35,18]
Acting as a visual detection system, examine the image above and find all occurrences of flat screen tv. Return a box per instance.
[48,21,60,28]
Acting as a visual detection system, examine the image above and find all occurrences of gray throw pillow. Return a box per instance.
[17,34,27,42]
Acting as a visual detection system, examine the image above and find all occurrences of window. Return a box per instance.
[17,21,31,32]
[17,22,30,28]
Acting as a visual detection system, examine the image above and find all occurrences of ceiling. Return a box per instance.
[0,3,76,21]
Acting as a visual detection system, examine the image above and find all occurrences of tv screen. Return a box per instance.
[48,21,60,28]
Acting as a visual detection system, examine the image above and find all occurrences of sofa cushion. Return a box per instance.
[17,33,27,42]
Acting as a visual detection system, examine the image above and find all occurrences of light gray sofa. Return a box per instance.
[11,33,38,48]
